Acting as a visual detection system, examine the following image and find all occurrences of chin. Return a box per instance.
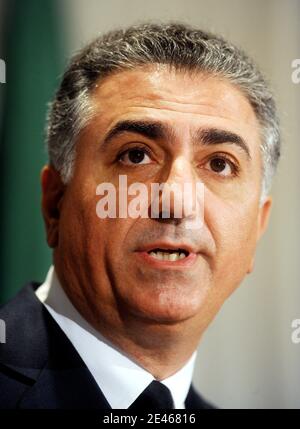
[128,292,205,325]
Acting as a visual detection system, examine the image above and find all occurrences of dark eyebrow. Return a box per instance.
[101,120,251,160]
[196,128,251,160]
[101,120,173,150]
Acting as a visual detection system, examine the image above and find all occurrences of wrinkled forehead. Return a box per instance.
[86,65,262,158]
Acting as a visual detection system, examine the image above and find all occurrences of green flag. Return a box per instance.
[0,0,65,304]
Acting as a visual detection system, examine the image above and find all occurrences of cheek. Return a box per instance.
[60,174,135,259]
[58,183,101,253]
[207,197,260,292]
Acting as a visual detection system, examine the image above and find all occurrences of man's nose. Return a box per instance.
[150,156,204,222]
[166,156,195,184]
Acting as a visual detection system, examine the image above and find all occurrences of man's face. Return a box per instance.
[43,65,272,336]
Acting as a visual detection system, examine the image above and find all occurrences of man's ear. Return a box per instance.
[247,195,273,274]
[41,165,65,248]
[256,195,273,241]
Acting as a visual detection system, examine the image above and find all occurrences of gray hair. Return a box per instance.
[46,23,280,203]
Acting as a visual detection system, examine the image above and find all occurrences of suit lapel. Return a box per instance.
[185,384,216,409]
[1,283,111,409]
[18,362,110,409]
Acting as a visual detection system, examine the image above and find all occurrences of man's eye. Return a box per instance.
[118,148,152,165]
[205,156,238,177]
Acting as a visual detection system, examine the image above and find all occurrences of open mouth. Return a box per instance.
[147,248,189,262]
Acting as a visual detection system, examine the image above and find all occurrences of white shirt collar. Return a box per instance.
[36,265,197,409]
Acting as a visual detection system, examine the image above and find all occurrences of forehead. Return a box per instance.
[89,65,261,150]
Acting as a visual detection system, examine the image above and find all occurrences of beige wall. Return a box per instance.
[61,0,300,408]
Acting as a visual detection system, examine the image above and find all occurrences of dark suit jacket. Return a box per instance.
[0,282,215,409]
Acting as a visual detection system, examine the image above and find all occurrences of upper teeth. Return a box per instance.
[149,251,186,261]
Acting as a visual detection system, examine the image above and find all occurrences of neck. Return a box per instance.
[54,260,205,380]
[72,293,202,379]
[96,317,200,379]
